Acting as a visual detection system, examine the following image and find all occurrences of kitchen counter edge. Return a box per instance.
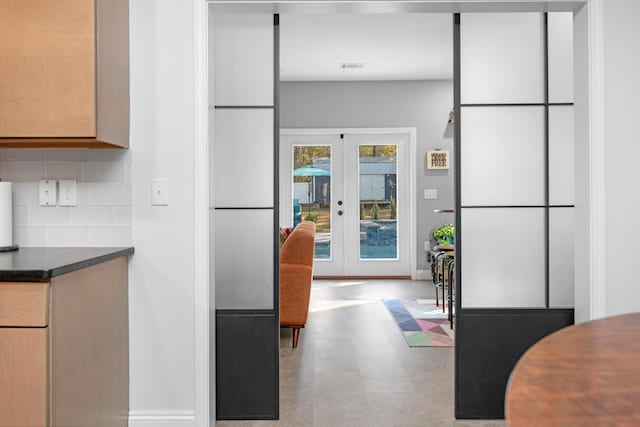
[0,247,134,282]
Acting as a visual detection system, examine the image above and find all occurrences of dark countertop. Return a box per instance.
[0,247,134,282]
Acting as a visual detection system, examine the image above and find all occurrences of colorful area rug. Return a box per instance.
[382,299,454,347]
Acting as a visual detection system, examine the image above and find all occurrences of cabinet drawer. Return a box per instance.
[0,283,49,327]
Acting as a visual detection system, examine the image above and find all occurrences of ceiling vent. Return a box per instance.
[340,62,365,70]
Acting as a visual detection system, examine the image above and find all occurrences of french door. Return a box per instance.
[280,130,411,277]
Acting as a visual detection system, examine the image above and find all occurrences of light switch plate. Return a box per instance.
[58,180,77,206]
[424,189,438,200]
[39,180,57,206]
[151,178,169,206]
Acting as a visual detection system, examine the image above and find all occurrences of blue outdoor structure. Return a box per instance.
[311,157,397,203]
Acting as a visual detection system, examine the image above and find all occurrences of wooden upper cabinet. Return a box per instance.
[0,0,129,148]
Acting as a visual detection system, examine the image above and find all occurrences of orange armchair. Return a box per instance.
[280,221,316,348]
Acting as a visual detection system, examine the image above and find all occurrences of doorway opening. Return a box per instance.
[209,4,584,424]
[272,12,462,427]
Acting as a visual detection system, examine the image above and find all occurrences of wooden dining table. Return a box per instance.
[506,312,640,427]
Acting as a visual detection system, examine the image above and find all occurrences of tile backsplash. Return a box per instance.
[0,149,132,247]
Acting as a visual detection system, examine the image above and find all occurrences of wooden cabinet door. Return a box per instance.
[0,328,48,427]
[0,0,96,137]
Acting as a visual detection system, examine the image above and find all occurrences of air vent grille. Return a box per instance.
[340,62,365,70]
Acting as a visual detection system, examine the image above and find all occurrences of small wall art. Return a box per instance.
[426,150,450,170]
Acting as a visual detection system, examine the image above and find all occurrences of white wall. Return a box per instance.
[601,0,640,317]
[0,149,132,246]
[573,4,592,323]
[128,0,197,425]
[281,80,454,273]
[574,0,640,322]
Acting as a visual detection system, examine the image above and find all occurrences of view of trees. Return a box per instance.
[293,144,397,170]
[293,146,331,169]
[359,145,397,158]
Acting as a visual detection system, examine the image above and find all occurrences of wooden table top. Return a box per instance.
[506,312,640,427]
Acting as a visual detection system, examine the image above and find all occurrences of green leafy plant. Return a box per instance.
[432,223,455,245]
[304,213,318,222]
[389,196,397,220]
[371,201,379,220]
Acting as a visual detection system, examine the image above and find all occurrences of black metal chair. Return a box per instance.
[447,259,456,329]
[430,251,447,309]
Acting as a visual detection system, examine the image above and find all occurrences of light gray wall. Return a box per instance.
[574,0,640,322]
[602,0,640,317]
[281,80,454,272]
[574,4,591,323]
[129,0,197,422]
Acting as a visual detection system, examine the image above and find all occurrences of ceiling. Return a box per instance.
[280,14,453,81]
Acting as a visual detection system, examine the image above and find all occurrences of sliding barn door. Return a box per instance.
[454,12,575,418]
[210,12,279,420]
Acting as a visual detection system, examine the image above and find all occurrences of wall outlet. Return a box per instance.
[424,189,438,200]
[151,178,169,206]
[58,180,77,206]
[39,180,57,206]
[424,240,430,251]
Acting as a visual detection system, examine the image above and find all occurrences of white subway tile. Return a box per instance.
[11,183,38,205]
[13,226,47,246]
[88,149,131,162]
[46,149,89,161]
[71,205,113,225]
[2,149,47,161]
[76,183,90,205]
[1,151,133,248]
[12,205,28,226]
[124,162,132,183]
[0,161,46,182]
[29,206,71,226]
[88,226,132,246]
[89,183,131,205]
[46,161,82,181]
[113,205,132,225]
[46,226,89,246]
[82,161,125,182]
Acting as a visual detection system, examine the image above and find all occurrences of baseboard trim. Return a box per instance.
[416,269,430,280]
[129,410,195,426]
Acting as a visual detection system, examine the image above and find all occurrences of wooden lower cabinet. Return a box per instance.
[0,328,48,427]
[0,257,128,427]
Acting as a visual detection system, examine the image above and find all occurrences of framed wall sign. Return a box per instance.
[427,150,450,170]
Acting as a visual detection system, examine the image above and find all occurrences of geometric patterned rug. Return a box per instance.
[382,299,454,347]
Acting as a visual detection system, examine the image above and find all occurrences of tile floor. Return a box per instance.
[216,279,506,427]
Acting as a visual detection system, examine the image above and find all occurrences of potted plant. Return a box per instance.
[432,223,455,247]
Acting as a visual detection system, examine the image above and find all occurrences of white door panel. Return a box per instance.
[281,130,411,277]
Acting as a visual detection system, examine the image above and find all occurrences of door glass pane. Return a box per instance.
[214,209,274,310]
[461,13,545,104]
[549,208,575,308]
[359,144,398,259]
[461,208,546,308]
[461,106,545,206]
[293,145,331,260]
[548,12,574,103]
